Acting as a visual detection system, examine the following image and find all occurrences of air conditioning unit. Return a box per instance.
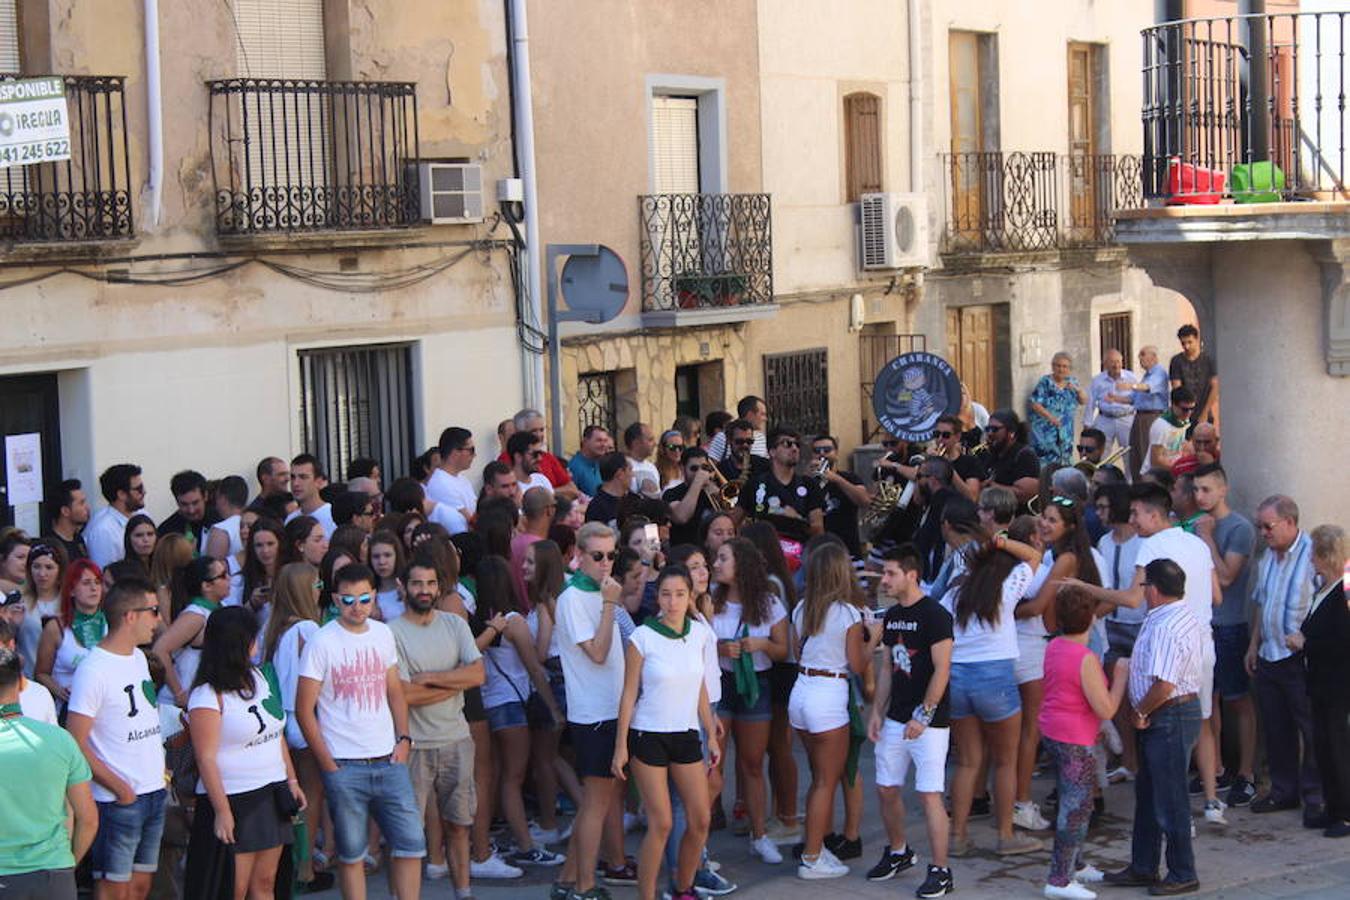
[416,162,484,224]
[859,191,929,270]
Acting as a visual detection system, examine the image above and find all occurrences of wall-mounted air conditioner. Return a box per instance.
[859,191,929,270]
[417,162,484,224]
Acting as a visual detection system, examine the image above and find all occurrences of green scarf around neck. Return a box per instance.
[72,610,108,649]
[569,572,602,592]
[647,615,691,640]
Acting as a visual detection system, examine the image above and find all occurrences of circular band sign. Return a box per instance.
[872,352,962,442]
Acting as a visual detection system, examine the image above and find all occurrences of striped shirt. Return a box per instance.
[705,429,768,463]
[1255,530,1315,662]
[1129,600,1204,709]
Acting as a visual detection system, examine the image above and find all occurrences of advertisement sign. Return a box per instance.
[0,77,71,169]
[871,352,962,442]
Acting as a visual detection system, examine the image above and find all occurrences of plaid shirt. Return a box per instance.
[1255,530,1315,662]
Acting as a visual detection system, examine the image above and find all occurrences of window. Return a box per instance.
[764,349,829,438]
[299,343,415,482]
[0,0,19,72]
[1099,312,1133,366]
[231,0,327,78]
[843,92,883,201]
[577,372,618,439]
[651,95,701,195]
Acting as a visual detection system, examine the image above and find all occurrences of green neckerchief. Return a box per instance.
[1161,410,1187,429]
[732,623,760,706]
[459,576,477,598]
[321,605,339,625]
[844,677,868,786]
[1178,512,1204,534]
[187,596,220,614]
[72,610,108,648]
[0,703,22,718]
[646,615,691,640]
[568,572,601,593]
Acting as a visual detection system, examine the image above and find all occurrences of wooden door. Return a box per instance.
[1067,43,1099,240]
[946,305,996,411]
[949,31,984,243]
[0,373,63,531]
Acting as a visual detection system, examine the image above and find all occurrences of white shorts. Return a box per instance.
[1199,637,1215,720]
[874,719,950,793]
[787,675,850,734]
[1014,630,1047,685]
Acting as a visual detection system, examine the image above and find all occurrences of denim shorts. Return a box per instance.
[949,659,1021,723]
[717,670,772,722]
[321,759,427,864]
[91,789,167,882]
[1212,623,1251,700]
[485,700,528,732]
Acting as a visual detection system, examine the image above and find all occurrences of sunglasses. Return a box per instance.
[132,605,161,617]
[1049,495,1076,508]
[1178,405,1196,414]
[732,438,754,447]
[1076,444,1098,454]
[662,443,684,452]
[589,550,619,562]
[812,446,833,455]
[775,440,799,449]
[207,571,230,583]
[934,430,956,439]
[985,424,1005,433]
[338,593,374,606]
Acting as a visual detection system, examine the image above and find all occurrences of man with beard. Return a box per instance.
[809,435,870,560]
[84,464,146,568]
[979,410,1040,508]
[389,556,485,899]
[735,427,825,539]
[930,415,984,502]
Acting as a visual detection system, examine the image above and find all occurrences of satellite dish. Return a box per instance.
[560,245,628,323]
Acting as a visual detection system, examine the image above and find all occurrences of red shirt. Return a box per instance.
[497,450,572,488]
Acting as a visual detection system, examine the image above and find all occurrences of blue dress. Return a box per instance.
[1029,375,1081,465]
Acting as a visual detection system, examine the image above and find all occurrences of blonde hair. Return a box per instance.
[1311,524,1347,569]
[799,542,863,638]
[263,562,321,663]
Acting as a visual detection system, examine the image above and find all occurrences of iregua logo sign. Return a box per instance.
[0,76,71,168]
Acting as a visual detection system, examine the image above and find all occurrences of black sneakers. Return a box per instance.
[823,832,862,860]
[1226,776,1257,807]
[866,845,916,881]
[916,865,955,898]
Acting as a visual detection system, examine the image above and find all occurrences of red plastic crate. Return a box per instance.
[1166,157,1226,204]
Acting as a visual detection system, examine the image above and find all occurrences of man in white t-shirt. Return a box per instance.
[1064,483,1226,822]
[427,426,480,519]
[65,576,168,897]
[1144,387,1196,476]
[623,421,661,497]
[84,464,146,568]
[554,522,626,899]
[506,431,556,497]
[297,562,424,900]
[286,454,336,538]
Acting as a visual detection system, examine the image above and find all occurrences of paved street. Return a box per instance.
[313,742,1350,899]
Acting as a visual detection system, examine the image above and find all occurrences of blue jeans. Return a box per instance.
[321,759,427,864]
[949,659,1021,722]
[90,789,167,883]
[1131,699,1202,885]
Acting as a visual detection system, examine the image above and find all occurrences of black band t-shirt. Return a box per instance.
[881,595,953,728]
[662,482,717,548]
[822,470,865,558]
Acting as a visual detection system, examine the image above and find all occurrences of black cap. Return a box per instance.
[1142,558,1186,599]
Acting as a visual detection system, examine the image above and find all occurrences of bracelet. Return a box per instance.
[912,704,935,727]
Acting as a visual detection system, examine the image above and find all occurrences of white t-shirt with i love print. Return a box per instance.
[298,619,398,759]
[188,668,288,795]
[66,647,166,802]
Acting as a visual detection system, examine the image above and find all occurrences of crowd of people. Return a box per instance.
[1,332,1347,900]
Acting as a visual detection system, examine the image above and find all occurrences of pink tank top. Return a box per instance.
[1038,637,1101,746]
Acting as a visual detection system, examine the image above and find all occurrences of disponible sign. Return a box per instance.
[0,77,71,169]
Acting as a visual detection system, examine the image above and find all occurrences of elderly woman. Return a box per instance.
[1292,524,1349,838]
[1028,352,1088,466]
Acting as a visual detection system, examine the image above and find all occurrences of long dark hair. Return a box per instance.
[713,537,774,626]
[475,497,518,562]
[193,606,260,697]
[122,514,157,572]
[526,540,565,618]
[183,555,223,602]
[476,555,520,616]
[243,518,286,602]
[955,539,1022,629]
[740,520,798,611]
[283,515,320,564]
[1043,499,1102,586]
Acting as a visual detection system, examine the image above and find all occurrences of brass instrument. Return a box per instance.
[815,457,832,489]
[862,453,926,532]
[1082,444,1130,473]
[703,452,750,510]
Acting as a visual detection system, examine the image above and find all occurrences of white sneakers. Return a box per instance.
[529,820,573,845]
[749,834,783,864]
[1014,800,1052,831]
[424,862,450,880]
[798,847,849,880]
[1044,881,1097,899]
[469,850,524,879]
[1203,798,1228,825]
[1075,864,1105,883]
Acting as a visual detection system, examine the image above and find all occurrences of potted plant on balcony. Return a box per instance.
[672,272,748,309]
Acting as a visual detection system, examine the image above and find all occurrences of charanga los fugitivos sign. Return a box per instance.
[872,351,962,442]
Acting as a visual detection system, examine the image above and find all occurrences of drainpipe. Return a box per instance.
[144,0,163,228]
[507,0,547,412]
[907,0,926,294]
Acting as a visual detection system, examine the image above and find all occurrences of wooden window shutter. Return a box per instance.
[651,96,701,194]
[0,0,20,73]
[844,92,883,202]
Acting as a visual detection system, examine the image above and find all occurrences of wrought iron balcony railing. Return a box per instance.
[942,151,1142,253]
[1142,11,1349,202]
[0,75,132,243]
[638,193,773,312]
[208,78,420,235]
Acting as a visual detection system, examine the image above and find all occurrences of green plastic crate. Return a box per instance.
[1230,161,1286,203]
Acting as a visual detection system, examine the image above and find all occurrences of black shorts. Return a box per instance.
[770,660,799,706]
[462,686,486,723]
[570,719,618,779]
[629,729,703,767]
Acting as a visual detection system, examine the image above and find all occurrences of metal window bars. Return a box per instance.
[638,192,773,312]
[208,78,420,234]
[0,74,132,243]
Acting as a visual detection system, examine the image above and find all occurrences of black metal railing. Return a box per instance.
[1142,12,1349,202]
[638,193,773,312]
[0,75,132,243]
[208,78,420,235]
[942,152,1142,252]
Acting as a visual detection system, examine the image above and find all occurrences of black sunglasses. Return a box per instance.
[812,446,833,455]
[775,440,799,449]
[731,437,754,446]
[132,605,161,617]
[588,550,619,562]
[986,424,1006,434]
[1076,444,1097,454]
[934,430,956,439]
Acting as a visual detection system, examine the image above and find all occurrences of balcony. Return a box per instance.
[1141,11,1348,206]
[638,192,776,327]
[941,151,1143,255]
[207,79,420,238]
[0,75,132,245]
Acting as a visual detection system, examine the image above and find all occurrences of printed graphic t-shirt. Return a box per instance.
[299,619,398,759]
[188,668,288,795]
[66,646,166,802]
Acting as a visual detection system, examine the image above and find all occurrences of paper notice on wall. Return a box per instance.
[5,432,43,506]
[13,503,39,536]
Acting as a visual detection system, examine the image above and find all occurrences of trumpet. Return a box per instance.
[1082,444,1130,472]
[815,457,832,489]
[703,456,747,510]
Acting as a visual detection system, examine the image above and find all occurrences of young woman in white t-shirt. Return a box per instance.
[186,604,306,900]
[153,556,232,708]
[1009,501,1102,833]
[788,542,880,879]
[943,508,1043,858]
[261,561,329,889]
[612,564,721,900]
[368,531,406,622]
[710,538,788,864]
